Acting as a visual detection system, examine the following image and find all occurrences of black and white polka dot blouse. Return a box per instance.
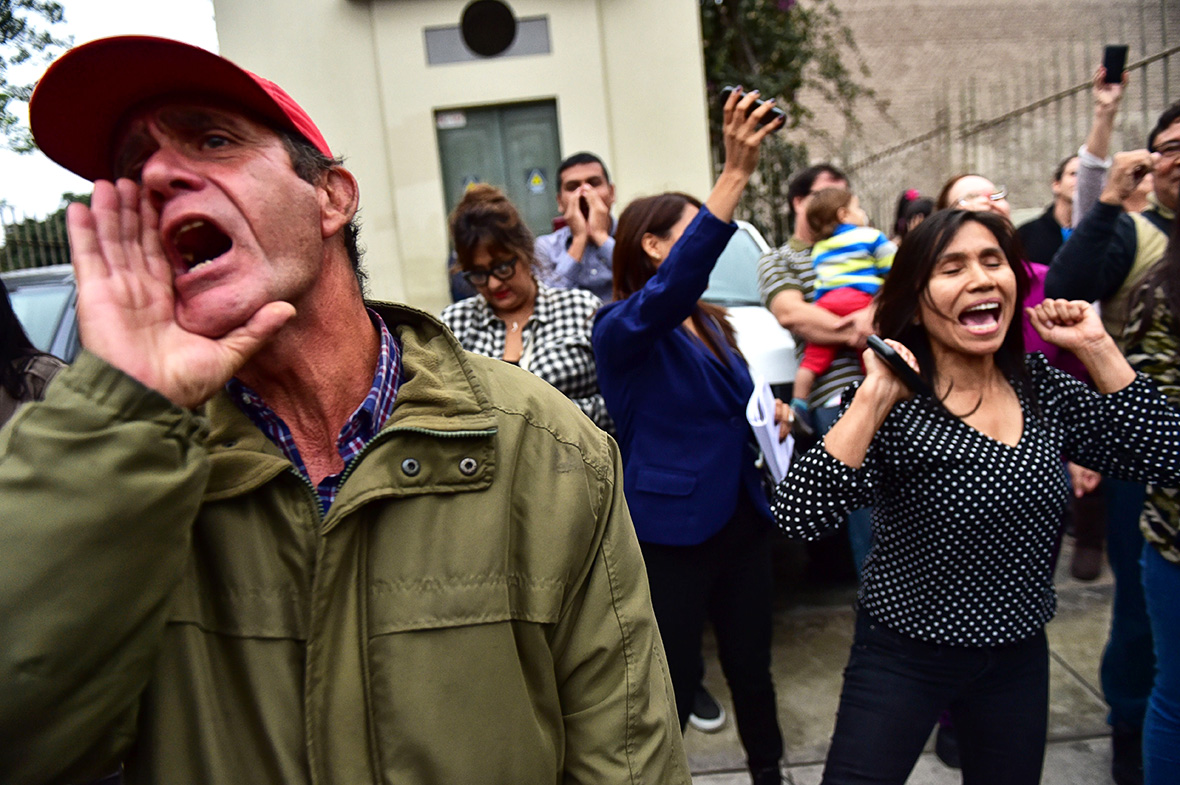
[772,353,1180,647]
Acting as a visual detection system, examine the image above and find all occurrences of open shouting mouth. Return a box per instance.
[959,301,1002,333]
[171,219,233,272]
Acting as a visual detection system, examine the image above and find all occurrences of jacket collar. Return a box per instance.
[202,302,497,499]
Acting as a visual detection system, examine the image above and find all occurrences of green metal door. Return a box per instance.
[436,100,561,239]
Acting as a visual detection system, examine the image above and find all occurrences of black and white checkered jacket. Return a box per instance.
[441,282,614,434]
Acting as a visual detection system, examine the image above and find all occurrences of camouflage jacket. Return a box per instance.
[1125,287,1180,562]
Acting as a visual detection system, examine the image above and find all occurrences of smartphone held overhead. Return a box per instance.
[1102,44,1128,83]
[719,85,786,131]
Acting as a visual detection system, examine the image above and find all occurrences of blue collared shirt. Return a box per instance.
[227,310,401,514]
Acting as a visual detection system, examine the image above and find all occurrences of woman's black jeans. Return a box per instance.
[821,611,1049,785]
[639,491,783,773]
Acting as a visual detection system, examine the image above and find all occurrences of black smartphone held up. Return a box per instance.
[866,335,931,396]
[1103,45,1129,83]
[719,85,786,131]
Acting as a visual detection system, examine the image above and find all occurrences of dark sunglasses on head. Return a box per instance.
[462,258,518,287]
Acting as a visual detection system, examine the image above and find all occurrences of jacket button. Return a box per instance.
[458,457,479,476]
[401,458,421,477]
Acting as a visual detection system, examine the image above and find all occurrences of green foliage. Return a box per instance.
[0,191,84,271]
[0,0,69,153]
[700,0,877,244]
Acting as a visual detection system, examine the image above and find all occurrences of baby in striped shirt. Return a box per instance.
[792,188,897,414]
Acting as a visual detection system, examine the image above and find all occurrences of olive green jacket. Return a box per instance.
[0,304,688,785]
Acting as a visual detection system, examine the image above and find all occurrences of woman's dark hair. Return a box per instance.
[612,192,740,363]
[1,278,40,398]
[892,189,919,237]
[1127,213,1180,347]
[449,185,537,273]
[875,209,1033,414]
[806,187,854,242]
[897,196,934,240]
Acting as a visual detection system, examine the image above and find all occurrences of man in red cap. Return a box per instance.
[0,37,688,785]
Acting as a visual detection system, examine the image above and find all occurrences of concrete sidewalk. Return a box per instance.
[686,539,1120,784]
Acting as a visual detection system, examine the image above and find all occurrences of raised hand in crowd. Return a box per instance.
[1099,150,1159,208]
[562,182,612,262]
[706,88,783,223]
[1086,65,1128,160]
[1026,298,1136,392]
[561,182,589,249]
[1074,64,1132,225]
[582,184,612,247]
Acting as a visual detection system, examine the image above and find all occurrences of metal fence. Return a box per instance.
[0,203,71,272]
[843,43,1178,228]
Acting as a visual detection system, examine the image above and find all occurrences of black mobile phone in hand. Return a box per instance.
[719,85,786,131]
[1103,45,1129,83]
[866,335,931,396]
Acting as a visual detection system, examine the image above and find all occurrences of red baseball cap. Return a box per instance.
[29,35,332,182]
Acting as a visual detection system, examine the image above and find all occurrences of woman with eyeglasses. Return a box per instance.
[442,185,613,433]
[936,174,1010,217]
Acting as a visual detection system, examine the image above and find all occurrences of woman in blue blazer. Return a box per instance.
[592,90,787,785]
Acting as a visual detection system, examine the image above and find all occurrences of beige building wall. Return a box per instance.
[211,0,714,314]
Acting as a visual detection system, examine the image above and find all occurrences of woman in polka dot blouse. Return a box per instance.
[773,209,1180,785]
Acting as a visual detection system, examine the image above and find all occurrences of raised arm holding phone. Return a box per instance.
[592,87,791,785]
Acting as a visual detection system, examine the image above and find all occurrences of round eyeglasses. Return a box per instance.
[955,187,1008,208]
[462,258,518,287]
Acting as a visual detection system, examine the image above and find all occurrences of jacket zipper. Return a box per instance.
[287,467,324,522]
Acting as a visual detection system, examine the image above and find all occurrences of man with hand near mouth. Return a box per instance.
[0,36,687,785]
[535,151,617,302]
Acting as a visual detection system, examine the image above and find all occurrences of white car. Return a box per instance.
[703,221,797,386]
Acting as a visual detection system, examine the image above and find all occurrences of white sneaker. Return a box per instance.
[688,686,727,733]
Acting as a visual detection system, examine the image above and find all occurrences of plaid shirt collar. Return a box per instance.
[226,309,401,515]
